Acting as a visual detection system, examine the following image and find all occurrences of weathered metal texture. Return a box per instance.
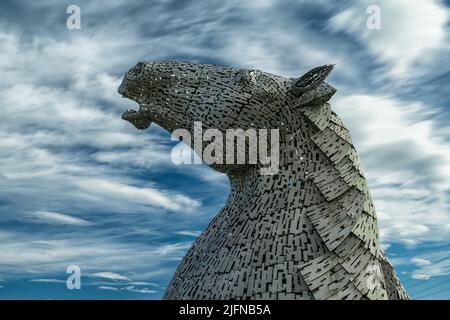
[118,61,408,300]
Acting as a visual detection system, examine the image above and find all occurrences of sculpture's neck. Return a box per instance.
[223,125,328,217]
[226,161,323,217]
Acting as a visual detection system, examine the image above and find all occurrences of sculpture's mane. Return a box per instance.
[295,101,408,299]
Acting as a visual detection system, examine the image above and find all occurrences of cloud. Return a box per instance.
[175,230,202,237]
[98,286,119,291]
[30,211,91,226]
[75,178,201,212]
[128,282,159,286]
[411,258,432,267]
[334,94,450,245]
[327,0,449,80]
[0,229,190,282]
[125,286,157,294]
[29,278,66,283]
[411,251,450,280]
[92,272,130,281]
[98,285,156,294]
[152,242,192,256]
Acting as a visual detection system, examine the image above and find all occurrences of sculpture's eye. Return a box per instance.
[234,69,257,85]
[126,62,145,79]
[234,69,245,82]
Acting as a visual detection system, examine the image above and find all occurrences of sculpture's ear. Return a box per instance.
[291,64,334,97]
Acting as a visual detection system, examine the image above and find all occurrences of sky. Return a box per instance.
[0,0,449,299]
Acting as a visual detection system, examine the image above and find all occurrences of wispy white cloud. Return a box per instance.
[75,178,201,212]
[29,278,66,283]
[151,242,193,256]
[411,251,450,280]
[175,230,202,237]
[0,230,189,281]
[128,281,159,286]
[98,286,119,291]
[334,94,450,245]
[411,257,432,267]
[92,272,130,281]
[98,285,156,294]
[30,211,91,226]
[125,286,157,294]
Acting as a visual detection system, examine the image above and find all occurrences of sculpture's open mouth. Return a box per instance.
[121,106,152,130]
[119,80,152,130]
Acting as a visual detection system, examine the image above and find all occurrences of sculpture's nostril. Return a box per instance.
[127,62,145,78]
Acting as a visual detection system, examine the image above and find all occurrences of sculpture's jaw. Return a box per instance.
[118,78,153,130]
[121,106,152,130]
